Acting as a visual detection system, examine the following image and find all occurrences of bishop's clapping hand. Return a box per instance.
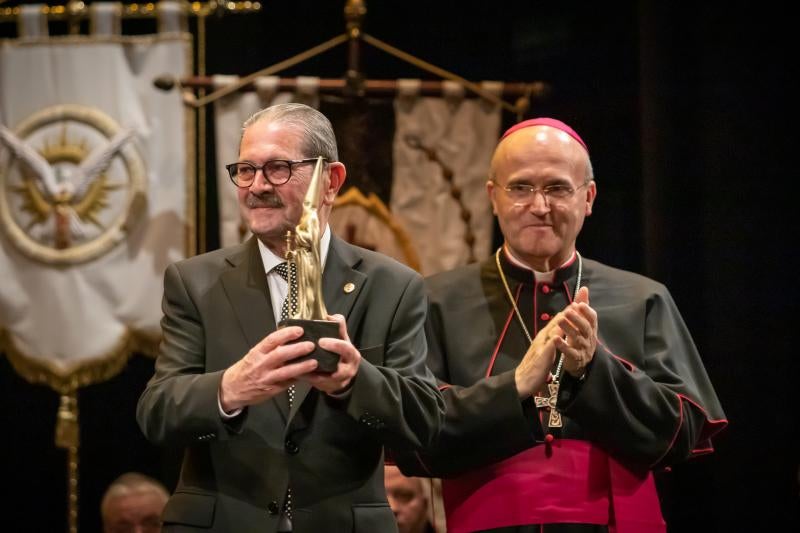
[554,286,598,379]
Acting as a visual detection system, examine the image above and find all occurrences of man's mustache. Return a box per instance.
[246,192,283,208]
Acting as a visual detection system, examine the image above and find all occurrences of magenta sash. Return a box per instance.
[441,439,666,533]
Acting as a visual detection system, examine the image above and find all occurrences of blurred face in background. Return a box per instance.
[102,490,166,533]
[385,465,430,533]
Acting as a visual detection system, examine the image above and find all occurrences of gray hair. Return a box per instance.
[584,158,595,184]
[101,472,169,517]
[242,103,338,161]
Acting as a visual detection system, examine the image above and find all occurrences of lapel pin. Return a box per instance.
[343,282,355,294]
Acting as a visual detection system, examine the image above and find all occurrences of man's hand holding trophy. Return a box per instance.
[278,156,342,374]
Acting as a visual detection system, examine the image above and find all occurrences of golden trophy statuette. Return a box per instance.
[278,156,341,373]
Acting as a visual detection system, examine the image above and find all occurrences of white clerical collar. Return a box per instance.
[257,225,332,275]
[503,245,577,283]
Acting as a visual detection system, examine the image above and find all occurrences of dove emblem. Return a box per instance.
[0,105,147,264]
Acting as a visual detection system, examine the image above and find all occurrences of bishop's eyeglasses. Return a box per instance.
[225,158,329,188]
[496,181,590,206]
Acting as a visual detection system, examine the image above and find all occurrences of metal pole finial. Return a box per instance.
[344,0,367,96]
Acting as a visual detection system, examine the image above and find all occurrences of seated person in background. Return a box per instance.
[101,472,169,533]
[385,464,436,533]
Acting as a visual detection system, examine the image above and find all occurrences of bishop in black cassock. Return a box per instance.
[393,118,726,533]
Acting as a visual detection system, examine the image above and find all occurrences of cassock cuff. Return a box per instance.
[521,394,547,443]
[557,362,592,409]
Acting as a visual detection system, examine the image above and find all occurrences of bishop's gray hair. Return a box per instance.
[241,103,339,162]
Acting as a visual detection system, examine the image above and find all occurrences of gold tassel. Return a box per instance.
[55,393,79,449]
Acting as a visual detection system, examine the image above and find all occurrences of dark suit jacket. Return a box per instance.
[136,236,443,533]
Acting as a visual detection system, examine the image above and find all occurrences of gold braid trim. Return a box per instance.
[0,328,159,395]
[334,187,422,272]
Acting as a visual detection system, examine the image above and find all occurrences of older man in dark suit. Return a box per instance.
[137,103,443,533]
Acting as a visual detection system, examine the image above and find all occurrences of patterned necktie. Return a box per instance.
[272,261,297,522]
[273,261,298,321]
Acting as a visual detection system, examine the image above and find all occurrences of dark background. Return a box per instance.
[1,1,797,531]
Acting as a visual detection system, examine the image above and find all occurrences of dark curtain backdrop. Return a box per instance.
[1,1,796,531]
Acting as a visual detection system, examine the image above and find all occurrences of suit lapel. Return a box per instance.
[220,238,276,346]
[288,236,367,425]
[220,238,290,420]
[322,235,366,319]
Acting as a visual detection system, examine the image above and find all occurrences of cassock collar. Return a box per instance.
[499,246,580,286]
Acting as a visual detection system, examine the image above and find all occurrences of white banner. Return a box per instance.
[391,81,501,275]
[0,23,192,381]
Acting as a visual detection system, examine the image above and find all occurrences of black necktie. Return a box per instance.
[272,262,296,522]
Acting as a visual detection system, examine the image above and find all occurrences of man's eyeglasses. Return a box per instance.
[225,158,328,188]
[496,181,590,206]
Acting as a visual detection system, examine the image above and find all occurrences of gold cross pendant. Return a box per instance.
[534,381,562,428]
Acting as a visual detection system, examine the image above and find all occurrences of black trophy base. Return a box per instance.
[278,318,342,373]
